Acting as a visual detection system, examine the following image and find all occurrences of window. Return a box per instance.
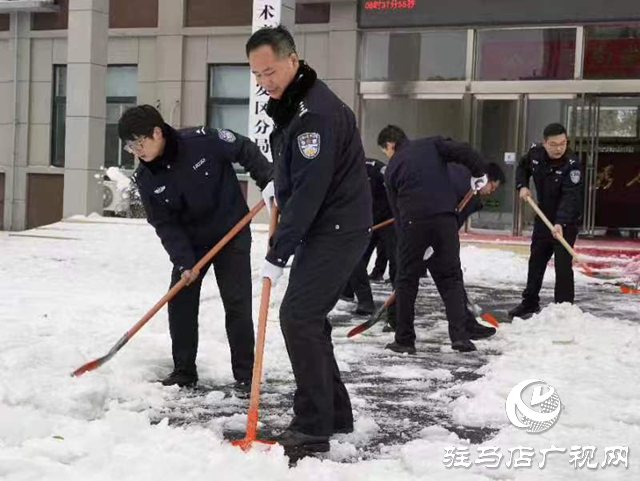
[207,65,250,136]
[0,14,9,31]
[51,65,138,169]
[51,65,67,168]
[185,0,251,27]
[110,0,158,28]
[476,29,576,81]
[361,31,467,82]
[584,26,640,79]
[295,3,330,24]
[32,0,68,31]
[105,66,138,170]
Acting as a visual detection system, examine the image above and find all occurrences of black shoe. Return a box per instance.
[368,272,384,282]
[333,425,354,435]
[467,323,496,340]
[508,303,541,320]
[233,379,251,394]
[339,294,355,303]
[385,341,416,355]
[161,370,198,387]
[452,340,477,352]
[274,429,330,453]
[355,300,375,315]
[382,323,395,333]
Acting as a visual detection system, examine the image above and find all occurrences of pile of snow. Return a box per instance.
[0,219,638,480]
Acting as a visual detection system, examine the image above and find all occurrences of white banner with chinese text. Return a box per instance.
[249,0,282,161]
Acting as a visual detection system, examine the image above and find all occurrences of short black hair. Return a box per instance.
[543,122,567,139]
[118,105,165,142]
[377,125,407,148]
[486,162,506,185]
[245,25,297,58]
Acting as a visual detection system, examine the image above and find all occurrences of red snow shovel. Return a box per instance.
[71,200,267,377]
[232,202,279,451]
[348,189,496,337]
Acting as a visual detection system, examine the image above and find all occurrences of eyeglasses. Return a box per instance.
[123,137,146,154]
[547,142,567,149]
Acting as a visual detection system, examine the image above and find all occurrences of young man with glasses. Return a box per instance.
[509,123,583,319]
[118,105,275,388]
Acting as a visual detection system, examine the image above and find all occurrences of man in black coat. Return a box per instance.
[509,123,583,319]
[118,105,274,388]
[247,26,372,454]
[365,158,396,282]
[340,157,396,315]
[379,125,487,353]
[383,161,505,339]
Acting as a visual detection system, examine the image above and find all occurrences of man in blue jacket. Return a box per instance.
[119,105,274,388]
[509,123,583,319]
[247,26,372,455]
[379,125,487,353]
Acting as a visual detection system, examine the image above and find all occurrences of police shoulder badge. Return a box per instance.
[218,129,236,143]
[570,169,581,184]
[297,132,321,159]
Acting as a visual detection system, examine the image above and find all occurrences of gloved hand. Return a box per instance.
[181,268,200,286]
[423,246,434,261]
[470,174,488,193]
[261,259,284,285]
[261,180,276,216]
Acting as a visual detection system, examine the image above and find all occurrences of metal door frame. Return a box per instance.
[568,94,600,236]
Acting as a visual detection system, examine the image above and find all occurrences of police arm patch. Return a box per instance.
[218,129,236,143]
[297,132,321,159]
[570,170,581,184]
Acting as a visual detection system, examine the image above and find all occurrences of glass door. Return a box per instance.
[471,95,524,233]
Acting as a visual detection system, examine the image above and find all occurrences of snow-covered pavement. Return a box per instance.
[0,217,638,480]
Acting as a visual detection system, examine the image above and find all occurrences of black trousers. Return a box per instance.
[395,215,468,346]
[364,224,397,281]
[342,252,374,304]
[167,226,254,381]
[280,228,370,437]
[522,221,578,307]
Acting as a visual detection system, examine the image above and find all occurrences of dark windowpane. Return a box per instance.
[110,0,158,28]
[476,29,576,81]
[105,101,136,169]
[295,3,330,24]
[185,0,251,27]
[208,65,250,171]
[585,26,640,79]
[51,66,67,168]
[0,14,10,31]
[361,31,466,81]
[32,0,68,31]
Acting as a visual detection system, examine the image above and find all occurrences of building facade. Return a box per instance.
[0,0,639,236]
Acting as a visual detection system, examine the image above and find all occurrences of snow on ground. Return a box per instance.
[0,217,638,480]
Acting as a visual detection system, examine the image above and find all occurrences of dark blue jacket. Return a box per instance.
[447,163,483,227]
[366,158,393,224]
[516,144,582,226]
[266,62,372,267]
[132,125,273,271]
[384,137,485,226]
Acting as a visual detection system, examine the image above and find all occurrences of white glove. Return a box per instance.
[423,246,434,261]
[470,174,488,193]
[261,180,276,216]
[261,259,284,285]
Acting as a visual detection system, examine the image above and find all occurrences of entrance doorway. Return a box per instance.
[569,95,640,237]
[471,95,523,233]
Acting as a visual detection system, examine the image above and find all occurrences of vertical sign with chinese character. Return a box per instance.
[249,0,282,161]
